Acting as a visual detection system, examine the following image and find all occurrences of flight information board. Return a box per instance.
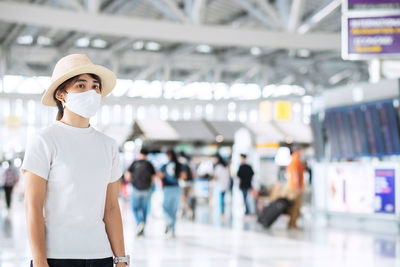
[324,99,400,159]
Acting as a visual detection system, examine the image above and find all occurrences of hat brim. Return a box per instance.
[42,64,116,107]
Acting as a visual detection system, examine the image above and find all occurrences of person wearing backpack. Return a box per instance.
[158,149,187,237]
[125,148,156,236]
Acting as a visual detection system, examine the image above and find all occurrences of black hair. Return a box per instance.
[52,73,102,121]
[167,149,182,178]
[140,147,149,155]
[240,154,247,159]
[216,154,227,167]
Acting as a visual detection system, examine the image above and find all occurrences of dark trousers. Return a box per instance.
[4,186,13,209]
[30,257,113,267]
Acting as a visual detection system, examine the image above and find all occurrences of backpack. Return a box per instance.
[131,161,153,190]
[183,164,193,182]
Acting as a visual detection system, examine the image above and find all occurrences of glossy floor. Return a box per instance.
[0,190,400,267]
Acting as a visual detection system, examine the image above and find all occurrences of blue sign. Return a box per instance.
[374,169,396,214]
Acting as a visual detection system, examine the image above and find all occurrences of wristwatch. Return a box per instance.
[113,255,130,266]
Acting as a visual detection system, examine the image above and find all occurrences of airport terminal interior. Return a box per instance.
[1,0,400,266]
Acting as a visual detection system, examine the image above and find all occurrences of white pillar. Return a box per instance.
[369,58,382,83]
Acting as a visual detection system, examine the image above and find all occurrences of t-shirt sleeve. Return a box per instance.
[128,161,135,174]
[109,141,123,183]
[148,162,156,175]
[21,134,52,180]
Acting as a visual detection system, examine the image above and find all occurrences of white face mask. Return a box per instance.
[64,90,101,118]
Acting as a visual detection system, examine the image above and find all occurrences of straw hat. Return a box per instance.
[42,54,116,106]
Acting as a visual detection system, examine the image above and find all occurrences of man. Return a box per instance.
[286,148,305,230]
[237,154,254,215]
[125,148,156,236]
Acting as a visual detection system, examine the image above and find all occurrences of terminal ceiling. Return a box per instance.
[0,0,369,98]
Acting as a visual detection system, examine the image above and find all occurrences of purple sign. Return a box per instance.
[349,0,400,4]
[347,0,400,11]
[346,15,400,57]
[374,169,395,214]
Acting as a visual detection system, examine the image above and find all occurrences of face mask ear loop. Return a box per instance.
[62,92,68,109]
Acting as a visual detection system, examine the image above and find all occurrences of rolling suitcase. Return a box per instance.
[258,198,291,228]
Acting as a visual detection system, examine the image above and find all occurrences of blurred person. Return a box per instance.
[237,154,254,215]
[214,155,231,218]
[178,152,195,220]
[158,149,186,237]
[286,148,305,230]
[22,54,129,267]
[124,148,156,236]
[1,160,19,211]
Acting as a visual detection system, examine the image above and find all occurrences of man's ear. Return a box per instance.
[55,90,67,103]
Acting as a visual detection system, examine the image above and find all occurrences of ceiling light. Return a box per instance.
[75,37,90,47]
[132,41,144,50]
[250,47,261,56]
[17,35,33,45]
[196,44,212,53]
[145,42,161,51]
[37,36,52,46]
[92,39,107,48]
[297,49,310,58]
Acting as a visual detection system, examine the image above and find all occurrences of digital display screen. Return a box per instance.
[325,111,341,158]
[377,101,400,155]
[311,114,324,159]
[324,99,400,158]
[347,108,363,156]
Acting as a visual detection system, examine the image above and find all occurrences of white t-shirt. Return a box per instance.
[214,164,231,192]
[21,121,122,259]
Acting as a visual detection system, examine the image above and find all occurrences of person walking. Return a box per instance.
[286,148,305,230]
[237,154,254,215]
[125,148,156,236]
[158,150,186,237]
[22,54,130,267]
[214,155,230,218]
[2,160,19,211]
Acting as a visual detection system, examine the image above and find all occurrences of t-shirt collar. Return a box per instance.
[54,121,94,134]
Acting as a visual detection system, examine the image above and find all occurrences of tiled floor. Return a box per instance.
[1,188,400,267]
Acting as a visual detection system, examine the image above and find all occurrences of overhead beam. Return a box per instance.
[288,0,304,32]
[160,0,190,23]
[101,0,126,13]
[297,0,341,34]
[233,64,261,84]
[255,0,285,29]
[0,1,340,50]
[184,66,211,84]
[88,0,101,15]
[277,0,290,29]
[64,0,86,12]
[233,0,278,29]
[1,24,25,47]
[147,0,190,23]
[134,45,195,80]
[191,0,206,24]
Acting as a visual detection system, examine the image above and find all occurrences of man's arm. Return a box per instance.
[24,171,49,267]
[103,181,127,266]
